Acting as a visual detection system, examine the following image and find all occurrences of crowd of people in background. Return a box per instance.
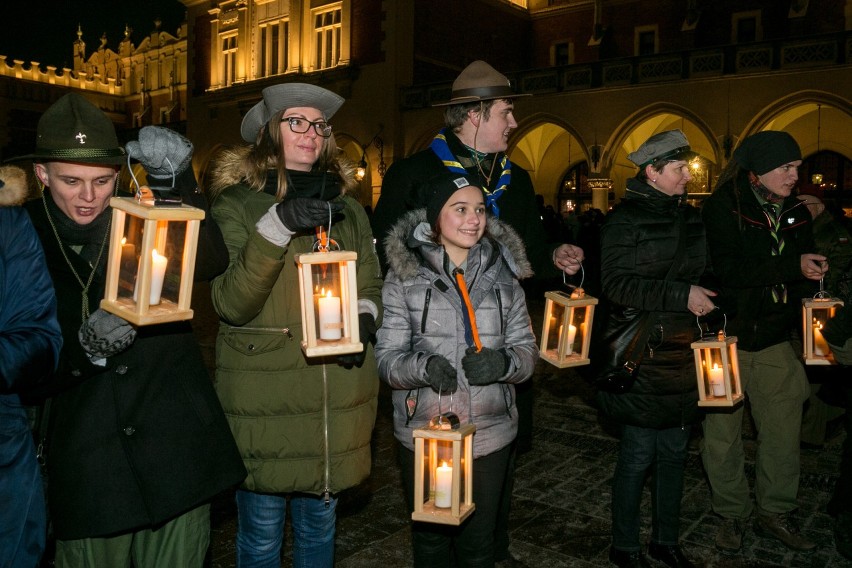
[2,58,851,568]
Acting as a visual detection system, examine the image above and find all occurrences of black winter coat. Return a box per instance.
[701,171,816,351]
[595,179,707,429]
[25,197,246,541]
[370,131,555,279]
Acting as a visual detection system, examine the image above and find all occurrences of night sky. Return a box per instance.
[0,0,186,69]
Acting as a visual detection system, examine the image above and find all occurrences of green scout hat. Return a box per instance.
[13,92,126,165]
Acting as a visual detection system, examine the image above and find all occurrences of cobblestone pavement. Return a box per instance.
[202,292,848,567]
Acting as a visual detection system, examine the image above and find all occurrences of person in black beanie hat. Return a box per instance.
[700,131,827,555]
[376,169,538,568]
[14,93,246,567]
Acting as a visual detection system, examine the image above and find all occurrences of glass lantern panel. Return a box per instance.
[811,305,836,357]
[118,218,188,308]
[311,262,344,341]
[544,302,567,354]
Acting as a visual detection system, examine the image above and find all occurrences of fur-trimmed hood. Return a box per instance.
[0,165,29,207]
[207,144,357,201]
[384,208,533,281]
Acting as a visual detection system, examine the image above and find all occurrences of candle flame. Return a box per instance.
[152,248,162,260]
[121,237,127,245]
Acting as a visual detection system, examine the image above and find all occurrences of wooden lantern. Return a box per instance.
[101,196,203,326]
[692,331,744,407]
[295,250,362,357]
[802,297,844,365]
[412,422,476,526]
[539,289,598,368]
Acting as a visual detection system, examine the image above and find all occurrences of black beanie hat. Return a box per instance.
[425,172,479,227]
[733,131,801,175]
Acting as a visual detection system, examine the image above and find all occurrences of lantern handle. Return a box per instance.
[127,154,177,202]
[814,268,830,299]
[696,312,728,339]
[561,263,585,291]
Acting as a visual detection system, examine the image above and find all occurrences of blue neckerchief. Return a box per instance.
[429,128,512,218]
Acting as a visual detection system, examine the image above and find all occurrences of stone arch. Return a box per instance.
[742,91,852,160]
[603,103,720,200]
[510,112,589,210]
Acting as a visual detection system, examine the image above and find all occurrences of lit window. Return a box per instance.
[221,34,238,86]
[259,19,289,78]
[313,5,342,70]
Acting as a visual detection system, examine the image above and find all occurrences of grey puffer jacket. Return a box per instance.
[376,210,538,459]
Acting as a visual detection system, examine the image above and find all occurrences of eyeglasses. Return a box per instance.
[282,117,333,138]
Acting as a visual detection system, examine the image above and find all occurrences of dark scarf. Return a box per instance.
[262,169,342,201]
[43,191,111,278]
[428,128,512,218]
[748,171,785,205]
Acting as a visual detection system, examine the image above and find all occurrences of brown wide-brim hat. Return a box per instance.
[241,83,345,143]
[432,60,531,107]
[10,92,126,165]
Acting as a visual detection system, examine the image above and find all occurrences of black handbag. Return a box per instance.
[594,209,688,394]
[594,308,652,394]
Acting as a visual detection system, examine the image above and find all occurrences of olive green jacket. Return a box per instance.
[209,154,382,496]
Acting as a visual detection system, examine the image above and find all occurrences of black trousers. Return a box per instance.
[398,442,513,568]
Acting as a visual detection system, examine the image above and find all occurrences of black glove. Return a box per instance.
[126,126,193,182]
[275,197,344,233]
[78,309,137,359]
[462,346,509,386]
[336,313,377,369]
[425,355,457,394]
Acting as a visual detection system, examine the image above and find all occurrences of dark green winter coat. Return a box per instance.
[209,147,382,495]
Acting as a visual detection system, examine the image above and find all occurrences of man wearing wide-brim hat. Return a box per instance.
[370,60,584,281]
[16,92,246,567]
[372,60,583,568]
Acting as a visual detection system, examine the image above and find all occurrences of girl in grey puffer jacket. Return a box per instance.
[376,173,537,567]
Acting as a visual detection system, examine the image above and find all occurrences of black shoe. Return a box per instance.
[647,543,695,568]
[608,546,650,568]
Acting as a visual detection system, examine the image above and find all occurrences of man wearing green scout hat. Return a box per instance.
[18,92,246,567]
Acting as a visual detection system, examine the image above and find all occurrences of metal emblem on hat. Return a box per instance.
[452,177,468,188]
[76,132,87,144]
[787,217,795,224]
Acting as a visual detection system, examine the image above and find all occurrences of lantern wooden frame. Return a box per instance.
[412,423,476,526]
[295,250,362,357]
[691,333,744,407]
[539,289,598,368]
[101,197,203,326]
[802,297,844,365]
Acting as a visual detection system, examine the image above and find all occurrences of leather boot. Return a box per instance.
[753,512,816,552]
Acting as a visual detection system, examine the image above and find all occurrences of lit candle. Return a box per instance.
[814,323,829,356]
[133,249,169,305]
[708,363,725,397]
[565,324,577,355]
[434,461,452,508]
[318,290,342,340]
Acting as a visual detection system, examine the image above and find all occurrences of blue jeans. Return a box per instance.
[235,490,337,568]
[611,424,690,551]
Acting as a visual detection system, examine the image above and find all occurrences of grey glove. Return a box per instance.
[425,355,457,394]
[275,197,344,233]
[78,309,137,359]
[461,346,509,386]
[126,126,193,181]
